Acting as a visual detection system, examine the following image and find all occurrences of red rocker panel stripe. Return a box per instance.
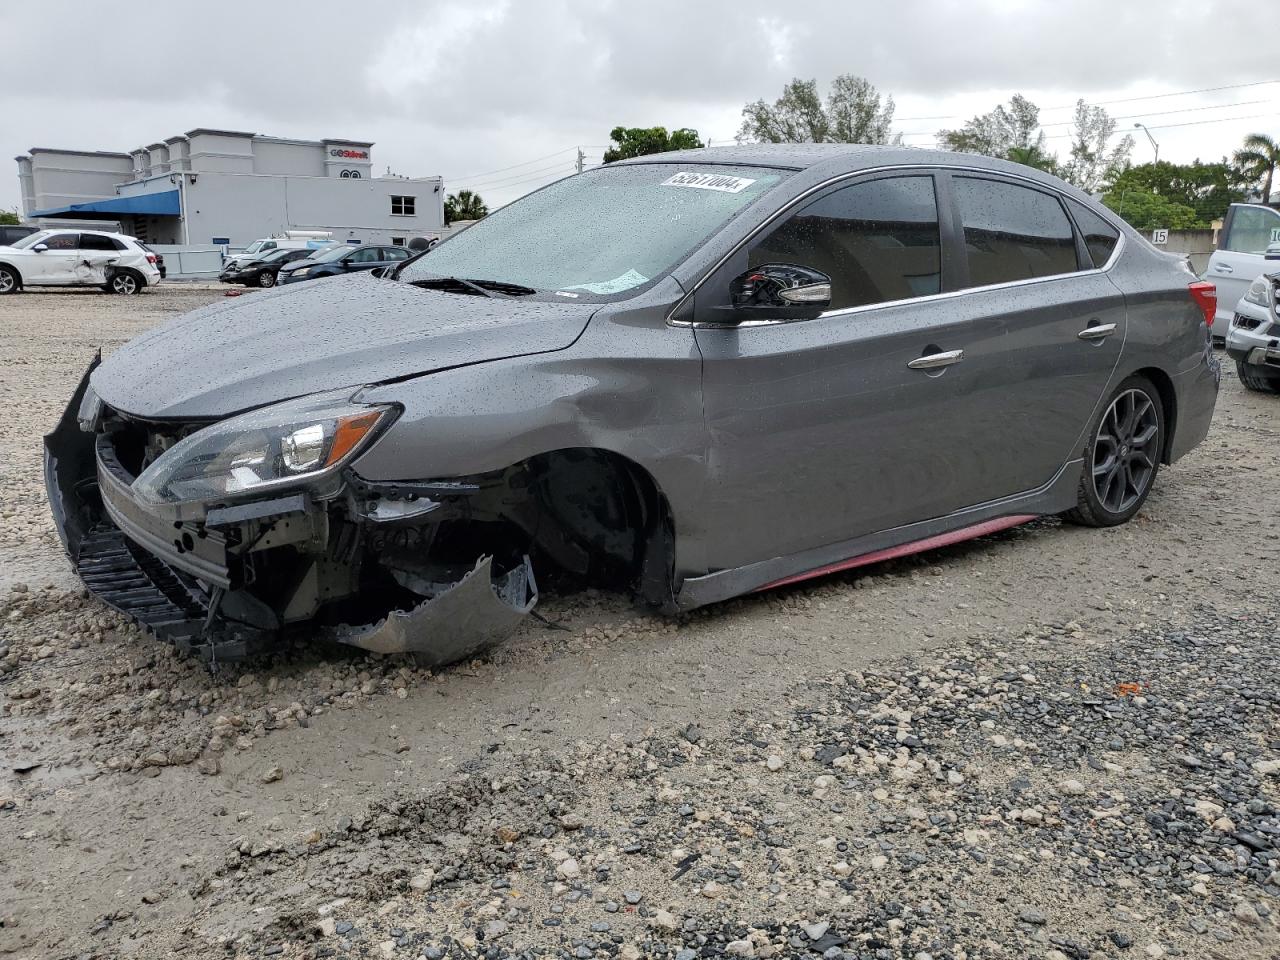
[756,514,1039,592]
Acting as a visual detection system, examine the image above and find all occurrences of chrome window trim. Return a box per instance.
[667,162,1126,329]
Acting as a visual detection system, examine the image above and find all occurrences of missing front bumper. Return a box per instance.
[330,555,537,666]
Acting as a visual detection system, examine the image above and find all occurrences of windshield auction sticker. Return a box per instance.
[660,172,757,193]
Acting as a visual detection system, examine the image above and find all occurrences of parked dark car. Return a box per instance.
[220,247,316,287]
[0,224,39,246]
[45,144,1219,666]
[277,243,411,284]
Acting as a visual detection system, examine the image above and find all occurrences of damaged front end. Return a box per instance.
[44,360,540,664]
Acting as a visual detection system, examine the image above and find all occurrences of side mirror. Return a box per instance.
[33,243,48,253]
[726,263,832,321]
[1265,243,1280,261]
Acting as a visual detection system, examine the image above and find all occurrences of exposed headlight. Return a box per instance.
[1244,277,1272,307]
[287,266,313,277]
[132,390,397,505]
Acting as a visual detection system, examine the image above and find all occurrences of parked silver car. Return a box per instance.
[1224,265,1280,391]
[45,145,1220,663]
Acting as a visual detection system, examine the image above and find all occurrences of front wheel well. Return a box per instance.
[1132,367,1177,464]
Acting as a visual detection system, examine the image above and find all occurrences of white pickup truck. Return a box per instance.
[1205,202,1280,343]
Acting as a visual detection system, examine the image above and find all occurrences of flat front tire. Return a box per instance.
[1062,375,1164,527]
[1236,359,1280,394]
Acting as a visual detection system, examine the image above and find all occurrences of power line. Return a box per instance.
[897,99,1275,137]
[452,159,581,190]
[895,78,1280,123]
[443,146,577,183]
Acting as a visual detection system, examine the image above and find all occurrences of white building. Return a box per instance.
[15,129,443,247]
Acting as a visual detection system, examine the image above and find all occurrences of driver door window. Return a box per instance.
[749,176,942,310]
[28,233,81,284]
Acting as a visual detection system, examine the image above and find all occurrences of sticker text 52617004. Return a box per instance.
[660,172,757,194]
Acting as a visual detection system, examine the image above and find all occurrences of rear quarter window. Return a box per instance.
[1066,198,1121,267]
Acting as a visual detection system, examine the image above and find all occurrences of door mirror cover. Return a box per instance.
[33,243,48,253]
[726,263,832,321]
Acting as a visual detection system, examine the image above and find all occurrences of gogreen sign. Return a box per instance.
[329,148,368,159]
[1151,229,1169,245]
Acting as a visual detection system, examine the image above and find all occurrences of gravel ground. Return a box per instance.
[0,287,1277,959]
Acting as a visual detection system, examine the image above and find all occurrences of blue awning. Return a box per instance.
[29,189,181,218]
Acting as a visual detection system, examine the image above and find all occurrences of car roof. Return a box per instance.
[610,143,1081,194]
[36,227,134,239]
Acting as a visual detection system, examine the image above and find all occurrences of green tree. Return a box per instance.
[737,75,895,145]
[1061,100,1133,193]
[444,189,488,225]
[1004,144,1060,176]
[1232,132,1280,203]
[1101,160,1245,229]
[0,209,19,225]
[939,94,1046,159]
[1101,190,1199,231]
[602,126,704,163]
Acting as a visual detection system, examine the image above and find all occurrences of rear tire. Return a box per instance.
[0,265,18,294]
[1062,375,1164,528]
[1236,359,1280,393]
[257,270,276,288]
[109,270,143,295]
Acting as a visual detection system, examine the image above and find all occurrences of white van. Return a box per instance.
[224,232,336,269]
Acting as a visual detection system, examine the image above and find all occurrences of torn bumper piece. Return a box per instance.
[330,555,537,667]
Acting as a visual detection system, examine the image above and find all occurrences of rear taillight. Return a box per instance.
[145,254,157,264]
[1188,280,1216,328]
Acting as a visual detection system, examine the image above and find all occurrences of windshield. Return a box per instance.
[242,240,265,254]
[262,248,299,262]
[10,231,49,250]
[400,163,787,296]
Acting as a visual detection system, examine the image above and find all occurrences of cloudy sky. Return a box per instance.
[2,0,1276,213]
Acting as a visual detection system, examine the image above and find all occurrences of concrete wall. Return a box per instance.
[22,149,133,216]
[1150,229,1217,274]
[185,131,255,174]
[253,139,326,177]
[177,172,444,246]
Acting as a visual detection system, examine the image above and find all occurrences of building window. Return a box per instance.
[391,195,416,216]
[391,237,405,246]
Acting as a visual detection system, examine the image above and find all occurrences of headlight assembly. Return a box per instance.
[1244,276,1272,308]
[132,390,397,505]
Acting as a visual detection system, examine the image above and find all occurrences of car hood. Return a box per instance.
[92,272,595,419]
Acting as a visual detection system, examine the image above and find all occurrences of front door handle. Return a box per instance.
[1077,323,1118,341]
[907,349,964,370]
[1213,263,1233,274]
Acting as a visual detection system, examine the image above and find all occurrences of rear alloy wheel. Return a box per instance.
[0,266,17,294]
[257,271,276,288]
[110,270,141,295]
[1063,376,1164,527]
[1236,359,1280,394]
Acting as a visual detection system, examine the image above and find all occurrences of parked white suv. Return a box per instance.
[1204,202,1280,343]
[0,229,162,295]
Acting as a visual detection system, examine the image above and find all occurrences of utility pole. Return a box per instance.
[575,148,584,175]
[1133,123,1159,164]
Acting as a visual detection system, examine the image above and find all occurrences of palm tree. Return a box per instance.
[1233,133,1280,203]
[444,189,489,224]
[1005,144,1059,176]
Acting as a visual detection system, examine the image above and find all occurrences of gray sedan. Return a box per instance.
[45,144,1220,664]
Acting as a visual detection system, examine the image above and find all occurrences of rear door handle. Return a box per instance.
[1213,263,1233,274]
[908,349,964,370]
[1077,323,1118,340]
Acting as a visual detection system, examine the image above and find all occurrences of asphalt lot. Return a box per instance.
[1,285,1278,959]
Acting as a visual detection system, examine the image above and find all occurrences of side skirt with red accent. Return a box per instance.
[755,514,1039,592]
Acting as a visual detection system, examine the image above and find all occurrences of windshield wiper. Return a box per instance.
[408,276,538,298]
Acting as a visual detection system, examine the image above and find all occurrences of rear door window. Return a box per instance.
[1222,204,1280,254]
[749,175,942,310]
[1065,198,1121,267]
[953,176,1078,286]
[80,234,124,252]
